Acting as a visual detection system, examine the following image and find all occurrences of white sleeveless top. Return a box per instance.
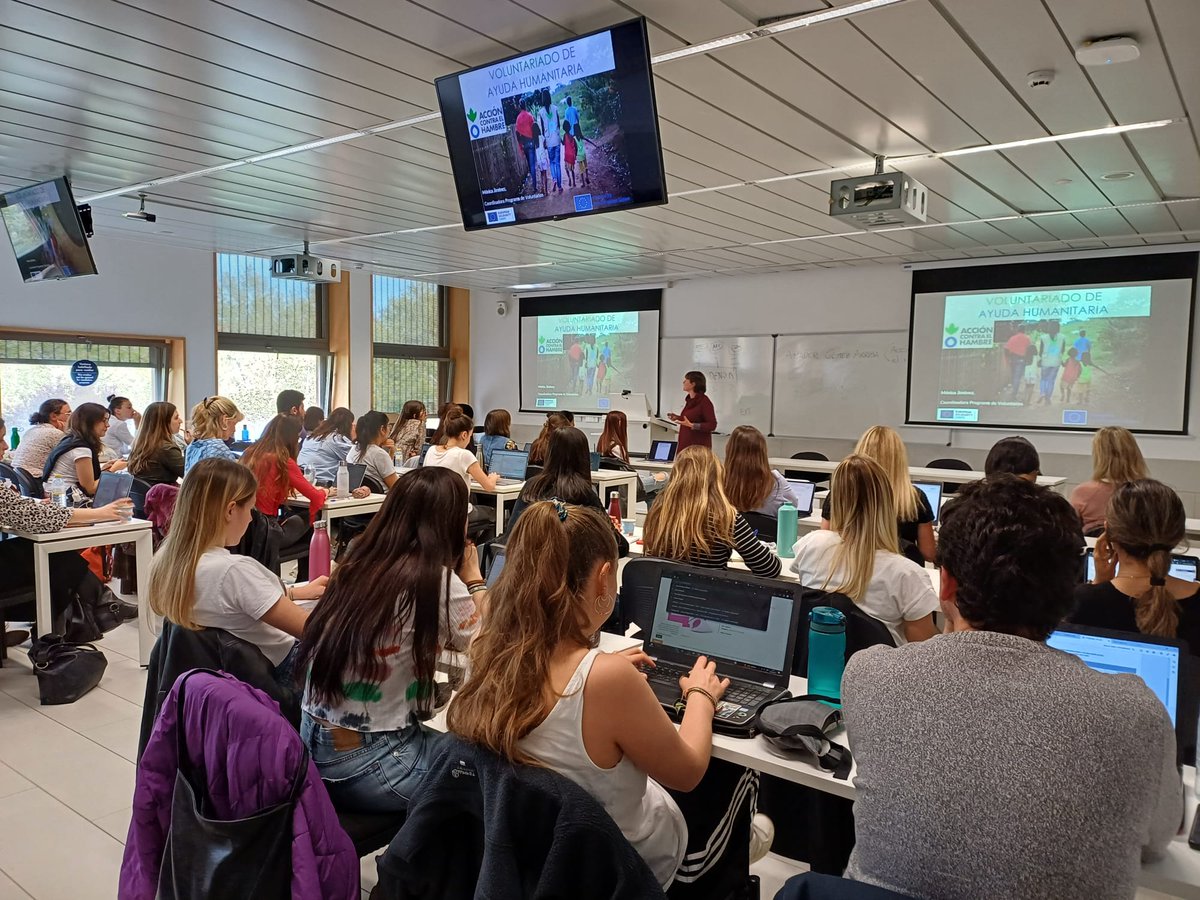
[519,648,687,887]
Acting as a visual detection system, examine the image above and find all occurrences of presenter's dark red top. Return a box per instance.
[677,393,716,451]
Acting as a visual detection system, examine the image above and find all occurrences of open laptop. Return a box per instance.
[1085,549,1199,583]
[490,449,529,485]
[785,479,817,517]
[648,440,677,462]
[640,566,801,735]
[913,481,943,523]
[486,547,507,588]
[93,471,133,508]
[1047,625,1183,727]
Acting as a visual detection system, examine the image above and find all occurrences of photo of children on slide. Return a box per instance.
[937,285,1152,427]
[537,331,641,403]
[470,79,633,221]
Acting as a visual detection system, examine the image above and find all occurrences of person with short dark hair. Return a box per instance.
[276,389,306,419]
[983,435,1040,482]
[556,409,575,425]
[668,371,716,452]
[302,406,325,437]
[841,476,1181,900]
[479,409,516,472]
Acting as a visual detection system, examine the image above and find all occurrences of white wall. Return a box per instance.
[470,255,1200,514]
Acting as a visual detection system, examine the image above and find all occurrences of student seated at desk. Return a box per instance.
[448,500,729,889]
[1070,426,1149,537]
[597,410,667,505]
[148,458,326,687]
[791,455,938,645]
[506,426,628,557]
[102,394,140,457]
[723,425,797,518]
[527,412,570,469]
[301,405,324,441]
[346,411,399,492]
[184,396,242,475]
[821,425,935,563]
[299,467,482,813]
[841,475,1181,900]
[128,402,185,487]
[42,403,127,505]
[643,446,781,579]
[478,408,517,472]
[241,415,328,546]
[1070,479,1200,650]
[423,411,497,532]
[296,407,355,486]
[12,398,69,478]
[388,400,426,464]
[983,435,1040,481]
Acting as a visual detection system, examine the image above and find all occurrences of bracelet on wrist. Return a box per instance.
[465,579,486,588]
[468,584,488,595]
[683,686,718,711]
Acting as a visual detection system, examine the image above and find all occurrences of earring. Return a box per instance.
[593,593,612,616]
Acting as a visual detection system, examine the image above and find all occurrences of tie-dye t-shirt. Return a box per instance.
[302,570,479,732]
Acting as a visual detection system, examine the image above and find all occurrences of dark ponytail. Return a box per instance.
[353,410,390,459]
[107,394,129,415]
[30,398,67,426]
[1105,479,1186,638]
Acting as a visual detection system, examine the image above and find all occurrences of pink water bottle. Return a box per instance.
[308,520,331,579]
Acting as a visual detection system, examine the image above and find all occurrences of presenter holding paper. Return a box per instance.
[668,370,716,451]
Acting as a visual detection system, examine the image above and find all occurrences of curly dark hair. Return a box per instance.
[937,475,1082,640]
[983,436,1040,478]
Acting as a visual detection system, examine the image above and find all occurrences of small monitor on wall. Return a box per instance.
[0,177,97,283]
[434,17,667,231]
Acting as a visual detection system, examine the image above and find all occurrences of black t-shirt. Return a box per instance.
[821,486,935,546]
[1069,581,1200,655]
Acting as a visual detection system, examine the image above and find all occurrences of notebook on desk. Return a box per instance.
[490,449,528,485]
[640,566,801,736]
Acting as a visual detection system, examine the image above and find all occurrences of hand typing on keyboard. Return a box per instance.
[679,655,730,710]
[616,645,655,677]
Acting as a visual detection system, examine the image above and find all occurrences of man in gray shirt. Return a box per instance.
[843,475,1181,900]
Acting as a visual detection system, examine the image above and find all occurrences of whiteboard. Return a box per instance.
[772,331,909,440]
[659,336,774,432]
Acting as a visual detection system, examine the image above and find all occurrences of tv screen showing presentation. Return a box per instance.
[519,289,662,414]
[0,177,97,283]
[907,252,1197,434]
[434,17,667,231]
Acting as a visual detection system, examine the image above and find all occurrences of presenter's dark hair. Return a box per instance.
[30,398,67,425]
[984,436,1040,479]
[937,476,1080,641]
[685,371,707,394]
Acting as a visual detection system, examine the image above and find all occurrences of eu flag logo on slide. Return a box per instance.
[1063,409,1088,426]
[574,194,594,212]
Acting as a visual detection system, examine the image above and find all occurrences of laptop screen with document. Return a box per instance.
[785,479,816,517]
[1047,626,1181,725]
[490,449,529,480]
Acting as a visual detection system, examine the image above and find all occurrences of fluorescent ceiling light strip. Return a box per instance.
[931,118,1179,159]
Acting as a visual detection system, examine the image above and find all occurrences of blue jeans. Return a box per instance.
[1040,365,1060,399]
[300,712,446,813]
[1010,358,1026,398]
[548,151,561,188]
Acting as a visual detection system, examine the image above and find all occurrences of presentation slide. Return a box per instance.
[519,290,661,414]
[908,254,1197,433]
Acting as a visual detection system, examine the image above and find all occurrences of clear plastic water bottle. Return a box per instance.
[335,460,350,500]
[308,520,331,579]
[807,606,847,703]
[303,465,316,485]
[48,476,68,508]
[776,501,798,559]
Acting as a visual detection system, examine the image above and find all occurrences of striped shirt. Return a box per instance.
[668,513,782,578]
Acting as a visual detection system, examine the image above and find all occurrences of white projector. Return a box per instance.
[829,171,928,227]
[270,254,341,283]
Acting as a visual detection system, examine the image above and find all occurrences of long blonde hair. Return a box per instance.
[149,458,258,629]
[854,425,918,522]
[448,501,617,765]
[1091,426,1149,484]
[1105,479,1186,638]
[643,446,735,559]
[825,455,900,603]
[128,401,177,474]
[723,425,775,512]
[190,395,241,441]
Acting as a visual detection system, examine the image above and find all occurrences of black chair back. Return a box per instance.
[793,588,896,676]
[1,462,43,499]
[741,510,778,539]
[615,557,668,636]
[925,456,973,494]
[598,456,646,502]
[785,451,830,485]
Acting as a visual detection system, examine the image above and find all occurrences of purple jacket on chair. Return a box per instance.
[119,670,358,900]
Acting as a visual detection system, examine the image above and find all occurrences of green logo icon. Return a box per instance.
[538,335,545,344]
[944,323,959,335]
[467,108,478,122]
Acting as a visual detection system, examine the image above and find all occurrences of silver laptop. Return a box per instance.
[490,449,528,485]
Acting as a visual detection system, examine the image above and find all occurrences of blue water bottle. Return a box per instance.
[240,424,250,442]
[776,502,798,559]
[807,607,847,703]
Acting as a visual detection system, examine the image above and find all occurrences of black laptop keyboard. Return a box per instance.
[640,660,772,708]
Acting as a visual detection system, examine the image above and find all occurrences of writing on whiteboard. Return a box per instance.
[786,343,907,365]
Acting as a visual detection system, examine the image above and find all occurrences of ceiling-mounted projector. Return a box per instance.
[270,253,340,283]
[829,171,928,227]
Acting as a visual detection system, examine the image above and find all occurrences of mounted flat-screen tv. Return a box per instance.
[435,17,667,231]
[0,177,97,282]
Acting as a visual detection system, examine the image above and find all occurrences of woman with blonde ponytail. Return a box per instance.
[1070,479,1199,648]
[448,499,733,889]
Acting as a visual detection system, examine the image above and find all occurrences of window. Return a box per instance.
[0,333,168,436]
[216,253,329,436]
[372,276,448,411]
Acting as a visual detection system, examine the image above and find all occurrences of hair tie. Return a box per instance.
[1150,576,1167,587]
[550,498,569,522]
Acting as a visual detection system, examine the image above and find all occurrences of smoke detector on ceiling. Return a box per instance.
[1075,36,1140,67]
[1027,69,1055,89]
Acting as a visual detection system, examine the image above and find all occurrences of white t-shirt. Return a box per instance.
[346,443,396,491]
[191,548,293,665]
[789,530,939,645]
[102,419,136,456]
[422,445,478,511]
[48,447,93,485]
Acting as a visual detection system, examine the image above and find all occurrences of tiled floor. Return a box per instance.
[0,619,1183,899]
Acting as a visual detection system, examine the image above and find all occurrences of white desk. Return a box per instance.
[288,492,386,525]
[470,470,641,538]
[3,519,156,665]
[468,481,523,537]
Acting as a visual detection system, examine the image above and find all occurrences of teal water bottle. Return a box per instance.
[776,501,798,558]
[807,607,847,702]
[240,424,250,442]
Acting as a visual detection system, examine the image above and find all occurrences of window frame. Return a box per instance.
[0,329,171,399]
[370,277,450,409]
